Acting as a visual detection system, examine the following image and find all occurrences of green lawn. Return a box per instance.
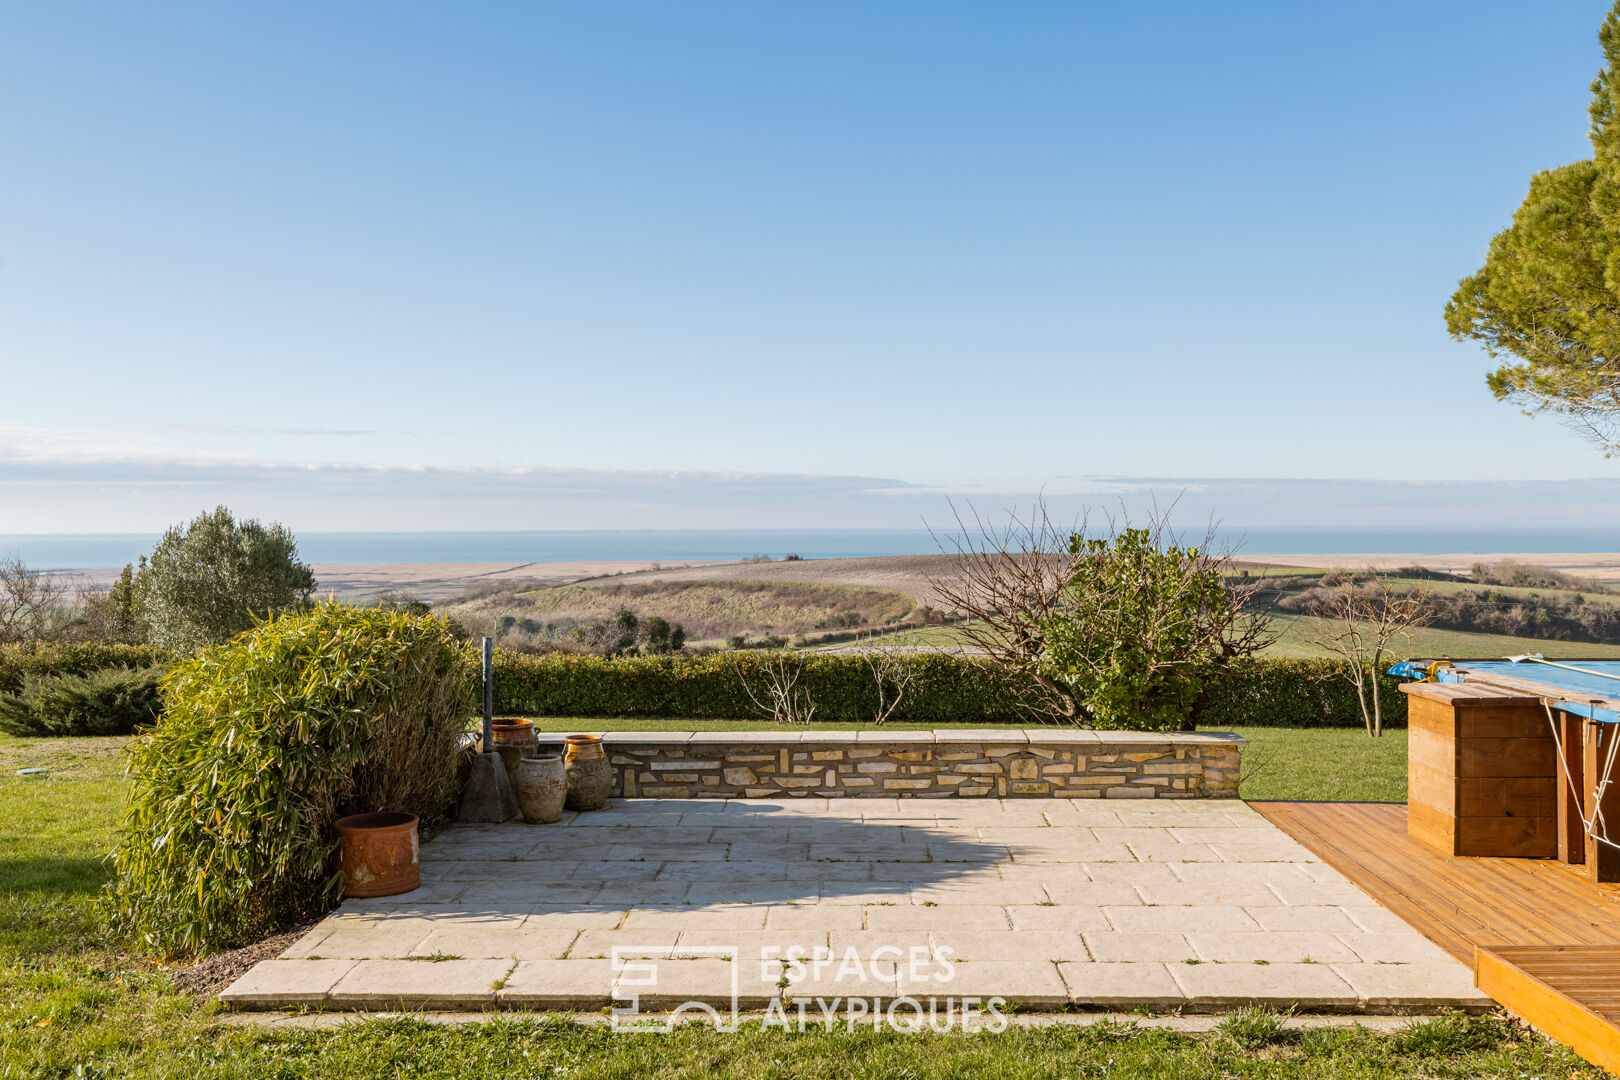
[0,732,1601,1078]
[1219,726,1407,803]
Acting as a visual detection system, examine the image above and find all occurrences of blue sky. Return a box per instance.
[3,1,1619,533]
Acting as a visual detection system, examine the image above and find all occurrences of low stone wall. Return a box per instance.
[579,730,1244,799]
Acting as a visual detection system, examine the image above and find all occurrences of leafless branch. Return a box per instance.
[925,499,1275,727]
[737,654,817,725]
[0,556,72,645]
[861,641,919,725]
[1310,569,1431,737]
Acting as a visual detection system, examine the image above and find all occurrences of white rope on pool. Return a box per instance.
[1508,654,1620,683]
[1539,696,1620,853]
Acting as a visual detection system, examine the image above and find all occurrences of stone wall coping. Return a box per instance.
[853,730,935,743]
[688,731,804,745]
[594,729,1245,747]
[597,731,694,745]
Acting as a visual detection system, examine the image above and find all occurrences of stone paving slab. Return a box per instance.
[220,797,1491,1014]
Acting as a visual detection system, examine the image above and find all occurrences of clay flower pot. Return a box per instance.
[490,718,535,780]
[334,811,420,898]
[563,734,613,812]
[514,754,568,824]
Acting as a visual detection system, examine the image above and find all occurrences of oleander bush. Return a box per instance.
[106,603,475,956]
[0,665,166,736]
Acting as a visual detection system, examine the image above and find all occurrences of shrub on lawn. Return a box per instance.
[0,642,172,696]
[0,666,166,736]
[107,603,475,956]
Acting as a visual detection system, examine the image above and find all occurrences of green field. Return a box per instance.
[446,580,916,646]
[0,732,1597,1078]
[841,611,1620,662]
[1265,611,1620,660]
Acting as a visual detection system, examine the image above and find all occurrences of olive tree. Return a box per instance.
[1446,2,1620,451]
[135,507,316,652]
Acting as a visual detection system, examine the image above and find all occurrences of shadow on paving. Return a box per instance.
[355,800,1033,916]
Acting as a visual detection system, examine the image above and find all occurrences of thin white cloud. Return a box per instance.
[2,430,1618,534]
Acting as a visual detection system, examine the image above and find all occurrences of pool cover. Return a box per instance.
[1389,657,1620,722]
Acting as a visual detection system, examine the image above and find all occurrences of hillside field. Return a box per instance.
[439,579,916,646]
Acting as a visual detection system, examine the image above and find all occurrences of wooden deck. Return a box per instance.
[1252,801,1620,963]
[1476,946,1620,1074]
[1255,801,1620,1072]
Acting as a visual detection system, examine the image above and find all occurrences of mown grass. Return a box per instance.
[1219,726,1407,803]
[0,734,1602,1078]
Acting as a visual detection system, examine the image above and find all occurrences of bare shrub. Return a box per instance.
[0,556,71,645]
[1310,571,1431,737]
[738,655,816,725]
[863,644,918,725]
[928,500,1272,728]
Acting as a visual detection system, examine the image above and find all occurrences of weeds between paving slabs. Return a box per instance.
[2,733,1605,1078]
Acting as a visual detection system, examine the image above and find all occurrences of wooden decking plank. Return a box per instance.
[1262,803,1564,958]
[1261,802,1619,935]
[1477,947,1620,1073]
[1251,802,1620,965]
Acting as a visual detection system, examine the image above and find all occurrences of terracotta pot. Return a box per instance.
[514,754,568,824]
[491,718,535,780]
[334,811,420,897]
[564,735,613,811]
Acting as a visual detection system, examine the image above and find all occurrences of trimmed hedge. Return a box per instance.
[0,641,1410,731]
[1196,657,1407,730]
[494,651,1025,723]
[0,643,173,696]
[493,651,1408,729]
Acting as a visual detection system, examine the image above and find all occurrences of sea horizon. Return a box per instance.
[3,526,1619,570]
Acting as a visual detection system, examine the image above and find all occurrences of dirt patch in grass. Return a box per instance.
[171,920,322,999]
[0,734,129,776]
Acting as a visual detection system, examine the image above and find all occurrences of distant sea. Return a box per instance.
[2,527,1618,570]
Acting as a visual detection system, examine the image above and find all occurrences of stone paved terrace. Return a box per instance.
[222,797,1488,1014]
[596,729,1242,799]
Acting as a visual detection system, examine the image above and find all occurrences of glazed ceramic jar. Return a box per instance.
[489,718,534,781]
[563,734,613,811]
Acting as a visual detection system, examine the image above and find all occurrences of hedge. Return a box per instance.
[1194,657,1407,730]
[493,651,1408,729]
[0,643,173,696]
[0,641,1409,731]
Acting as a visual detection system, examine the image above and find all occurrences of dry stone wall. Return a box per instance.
[579,730,1244,799]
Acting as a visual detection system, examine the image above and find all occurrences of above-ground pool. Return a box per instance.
[1390,656,1620,722]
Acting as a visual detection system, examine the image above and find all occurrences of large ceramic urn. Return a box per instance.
[563,734,613,812]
